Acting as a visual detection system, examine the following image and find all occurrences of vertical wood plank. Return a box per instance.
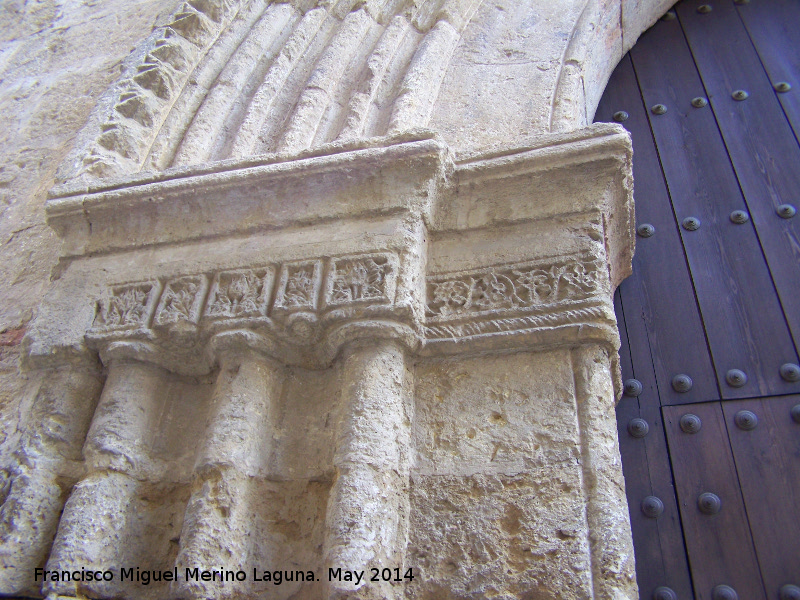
[735,0,800,142]
[722,396,800,600]
[596,53,718,407]
[663,402,767,600]
[630,14,797,399]
[614,287,696,600]
[676,0,800,389]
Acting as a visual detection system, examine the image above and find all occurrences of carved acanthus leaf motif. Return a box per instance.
[155,276,206,325]
[206,268,273,319]
[329,256,391,304]
[94,282,157,331]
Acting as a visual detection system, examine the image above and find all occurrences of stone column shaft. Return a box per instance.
[172,352,282,600]
[572,345,638,600]
[44,359,166,598]
[324,340,412,600]
[0,367,103,597]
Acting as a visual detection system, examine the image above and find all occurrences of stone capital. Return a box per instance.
[27,124,632,377]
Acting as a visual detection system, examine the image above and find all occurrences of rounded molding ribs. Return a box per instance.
[43,359,168,599]
[0,368,104,597]
[323,340,412,599]
[172,350,284,599]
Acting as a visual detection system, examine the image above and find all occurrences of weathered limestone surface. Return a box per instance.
[0,0,675,597]
[410,351,594,599]
[0,0,182,457]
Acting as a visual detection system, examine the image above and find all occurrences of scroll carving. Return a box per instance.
[427,257,601,319]
[425,255,608,340]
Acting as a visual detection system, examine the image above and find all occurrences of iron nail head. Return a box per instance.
[734,410,758,430]
[641,496,664,518]
[698,492,722,515]
[779,584,800,600]
[653,587,678,600]
[712,584,738,600]
[637,223,655,238]
[729,210,749,224]
[726,368,748,387]
[682,217,700,231]
[628,418,650,438]
[780,363,800,382]
[613,110,629,122]
[679,413,702,433]
[732,89,749,101]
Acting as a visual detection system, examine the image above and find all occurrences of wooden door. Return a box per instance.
[596,1,800,598]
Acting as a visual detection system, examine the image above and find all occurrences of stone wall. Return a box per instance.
[0,0,675,598]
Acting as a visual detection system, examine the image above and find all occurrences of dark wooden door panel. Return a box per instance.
[603,2,800,596]
[597,54,719,406]
[663,403,767,600]
[630,15,797,399]
[735,0,800,141]
[722,396,800,600]
[677,0,800,367]
[615,291,695,600]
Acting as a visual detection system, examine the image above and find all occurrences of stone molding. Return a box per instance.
[9,123,636,599]
[46,132,449,258]
[424,253,614,344]
[52,0,674,186]
[55,0,242,183]
[29,125,633,374]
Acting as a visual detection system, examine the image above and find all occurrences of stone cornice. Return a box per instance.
[29,124,633,373]
[46,132,451,258]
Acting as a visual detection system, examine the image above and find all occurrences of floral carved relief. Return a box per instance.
[154,275,209,326]
[90,252,400,340]
[205,268,274,320]
[326,254,396,306]
[424,255,608,341]
[92,281,161,332]
[88,253,604,344]
[426,257,601,319]
[274,261,322,311]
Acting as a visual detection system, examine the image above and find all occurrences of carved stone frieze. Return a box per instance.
[154,275,209,327]
[92,281,162,333]
[205,267,274,320]
[89,253,400,346]
[425,254,610,341]
[325,253,397,307]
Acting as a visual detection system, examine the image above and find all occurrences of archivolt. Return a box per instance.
[550,0,677,132]
[56,0,483,184]
[55,0,676,186]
